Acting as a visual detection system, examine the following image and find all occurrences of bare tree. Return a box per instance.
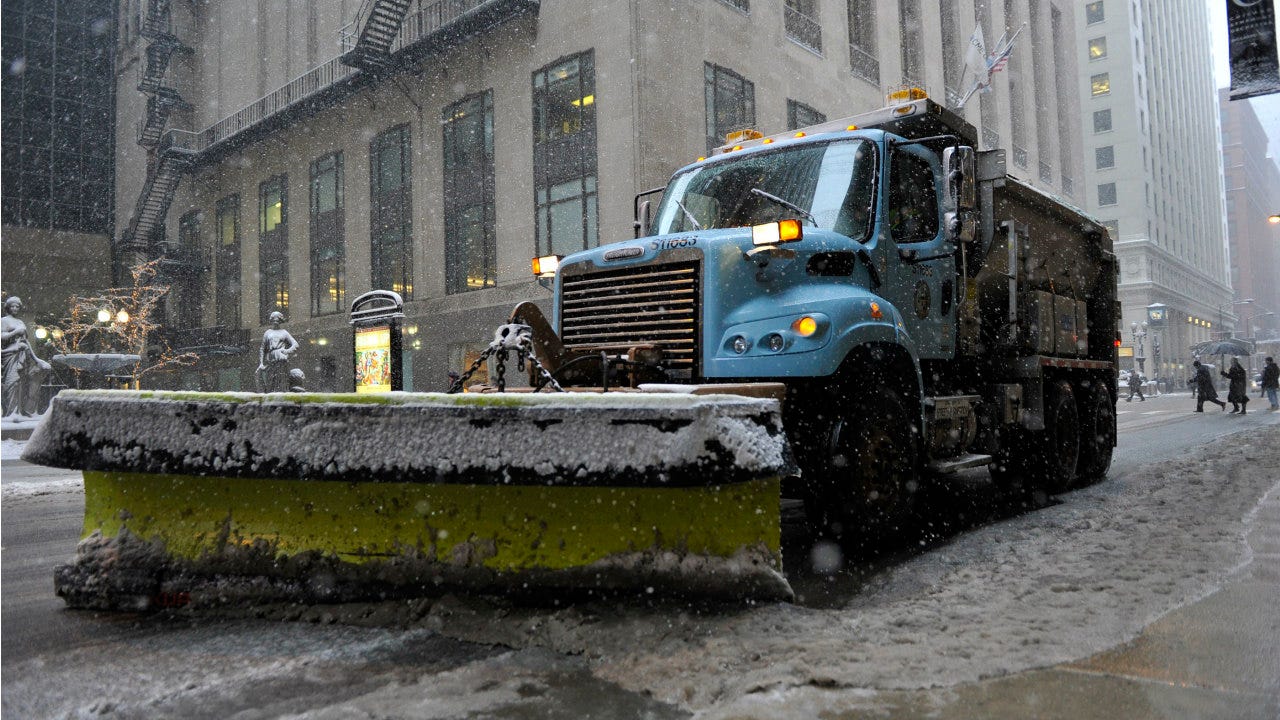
[51,260,199,384]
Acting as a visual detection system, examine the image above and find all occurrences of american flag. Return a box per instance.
[987,39,1013,74]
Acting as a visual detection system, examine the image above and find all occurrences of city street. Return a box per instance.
[3,393,1278,719]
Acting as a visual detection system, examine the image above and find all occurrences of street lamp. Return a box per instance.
[1268,213,1280,225]
[1131,321,1147,375]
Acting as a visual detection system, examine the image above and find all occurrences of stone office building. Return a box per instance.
[114,0,1082,392]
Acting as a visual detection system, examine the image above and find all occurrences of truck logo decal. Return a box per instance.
[604,246,645,261]
[914,281,931,319]
[650,237,698,251]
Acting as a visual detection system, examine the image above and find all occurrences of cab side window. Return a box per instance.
[888,151,939,243]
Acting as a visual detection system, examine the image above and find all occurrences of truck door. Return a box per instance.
[882,145,956,359]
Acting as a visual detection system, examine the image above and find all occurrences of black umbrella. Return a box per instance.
[1190,339,1254,357]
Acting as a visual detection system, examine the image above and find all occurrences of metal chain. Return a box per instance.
[446,323,565,394]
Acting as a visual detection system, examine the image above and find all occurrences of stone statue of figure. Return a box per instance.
[256,311,299,393]
[2,296,52,418]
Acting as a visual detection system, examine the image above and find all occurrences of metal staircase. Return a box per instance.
[120,146,195,259]
[138,88,191,147]
[119,0,194,263]
[340,0,414,72]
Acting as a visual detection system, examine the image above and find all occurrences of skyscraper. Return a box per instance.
[1076,0,1232,383]
[1,0,116,322]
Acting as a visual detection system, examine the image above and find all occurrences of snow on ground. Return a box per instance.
[2,476,84,500]
[2,438,27,460]
[4,419,1276,718]
[384,425,1280,716]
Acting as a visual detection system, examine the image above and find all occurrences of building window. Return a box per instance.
[370,124,413,298]
[443,90,497,294]
[534,51,598,257]
[215,194,241,329]
[1095,145,1115,169]
[899,0,923,86]
[1093,108,1112,133]
[310,152,345,316]
[1090,72,1111,96]
[1085,1,1104,24]
[784,0,822,53]
[847,0,879,83]
[1097,182,1117,206]
[786,99,826,130]
[174,210,203,329]
[258,175,288,323]
[704,62,755,152]
[1088,36,1107,60]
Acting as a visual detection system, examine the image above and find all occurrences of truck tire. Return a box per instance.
[1034,381,1080,494]
[804,387,920,540]
[1076,382,1115,483]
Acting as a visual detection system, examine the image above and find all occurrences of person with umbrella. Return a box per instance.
[1192,360,1227,412]
[1221,357,1249,414]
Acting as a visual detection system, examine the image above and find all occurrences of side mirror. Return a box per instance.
[633,186,665,238]
[942,146,977,244]
[633,200,651,238]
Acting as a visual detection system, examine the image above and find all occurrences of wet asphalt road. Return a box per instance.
[2,391,1275,718]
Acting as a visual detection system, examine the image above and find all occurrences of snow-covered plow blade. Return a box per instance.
[25,390,795,609]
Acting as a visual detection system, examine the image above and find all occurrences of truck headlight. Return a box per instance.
[763,333,786,352]
[731,335,750,354]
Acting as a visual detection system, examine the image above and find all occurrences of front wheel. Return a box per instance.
[803,387,921,540]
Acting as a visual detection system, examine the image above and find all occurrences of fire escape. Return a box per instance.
[122,0,209,349]
[119,0,197,269]
[339,0,414,72]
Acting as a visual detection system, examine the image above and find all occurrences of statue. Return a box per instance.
[2,296,52,418]
[288,368,306,392]
[256,311,299,393]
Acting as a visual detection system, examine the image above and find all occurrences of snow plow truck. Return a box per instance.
[28,91,1118,608]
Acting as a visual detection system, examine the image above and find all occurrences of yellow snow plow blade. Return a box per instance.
[25,390,794,608]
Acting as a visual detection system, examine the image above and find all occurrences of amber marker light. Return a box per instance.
[792,316,818,337]
[846,124,859,131]
[731,144,744,151]
[532,255,561,277]
[762,138,774,144]
[869,302,883,319]
[751,220,804,245]
[793,131,806,138]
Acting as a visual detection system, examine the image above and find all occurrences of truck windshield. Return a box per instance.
[653,139,877,239]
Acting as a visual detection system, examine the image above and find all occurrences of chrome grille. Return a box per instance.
[560,260,700,372]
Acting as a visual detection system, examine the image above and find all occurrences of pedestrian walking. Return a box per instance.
[1192,360,1227,412]
[1261,356,1279,411]
[1222,357,1249,415]
[1126,371,1145,402]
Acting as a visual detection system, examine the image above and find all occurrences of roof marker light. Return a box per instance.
[846,124,859,131]
[793,131,806,138]
[762,138,774,144]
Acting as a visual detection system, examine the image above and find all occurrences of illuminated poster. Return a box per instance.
[354,326,392,393]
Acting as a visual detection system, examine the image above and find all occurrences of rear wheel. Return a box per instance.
[1034,381,1080,495]
[803,387,920,541]
[1076,381,1115,484]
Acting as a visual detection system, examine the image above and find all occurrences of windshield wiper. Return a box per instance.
[674,199,703,230]
[750,188,816,225]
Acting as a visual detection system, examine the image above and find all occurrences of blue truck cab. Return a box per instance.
[519,94,1119,534]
